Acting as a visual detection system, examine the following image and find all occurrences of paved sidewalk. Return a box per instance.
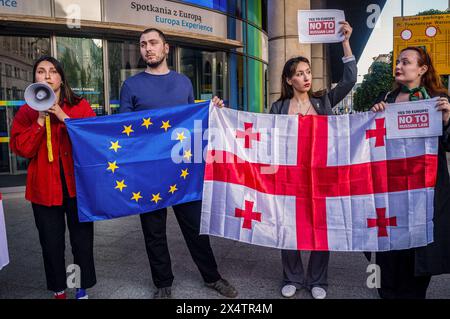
[0,192,449,299]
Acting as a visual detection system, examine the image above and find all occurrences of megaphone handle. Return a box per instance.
[45,115,54,163]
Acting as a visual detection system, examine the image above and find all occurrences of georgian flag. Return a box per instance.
[200,106,437,251]
[0,193,9,270]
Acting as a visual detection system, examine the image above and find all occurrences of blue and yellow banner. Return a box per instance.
[66,102,209,222]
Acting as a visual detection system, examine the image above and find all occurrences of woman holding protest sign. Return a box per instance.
[371,46,450,299]
[269,21,357,299]
[9,56,97,299]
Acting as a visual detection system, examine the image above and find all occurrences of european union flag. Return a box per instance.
[66,102,210,222]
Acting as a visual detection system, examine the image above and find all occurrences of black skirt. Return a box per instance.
[376,249,431,299]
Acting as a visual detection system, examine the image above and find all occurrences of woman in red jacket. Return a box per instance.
[10,56,97,299]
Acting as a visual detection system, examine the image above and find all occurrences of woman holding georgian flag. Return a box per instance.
[269,21,357,299]
[371,46,450,299]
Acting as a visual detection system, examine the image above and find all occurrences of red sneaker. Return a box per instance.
[54,291,67,299]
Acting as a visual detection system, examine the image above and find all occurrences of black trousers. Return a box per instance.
[376,249,431,299]
[32,197,96,292]
[140,200,221,288]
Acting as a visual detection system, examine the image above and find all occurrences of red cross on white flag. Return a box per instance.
[366,118,387,147]
[235,200,262,229]
[236,122,261,149]
[200,105,437,251]
[367,207,398,238]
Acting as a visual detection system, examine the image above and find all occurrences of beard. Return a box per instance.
[146,54,166,68]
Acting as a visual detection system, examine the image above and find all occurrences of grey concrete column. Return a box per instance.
[311,44,329,92]
[310,0,329,92]
[268,0,329,108]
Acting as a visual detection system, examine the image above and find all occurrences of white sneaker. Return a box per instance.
[281,284,297,298]
[311,287,327,299]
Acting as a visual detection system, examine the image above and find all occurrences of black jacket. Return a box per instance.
[270,60,357,115]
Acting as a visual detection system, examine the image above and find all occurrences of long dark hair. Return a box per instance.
[277,56,326,102]
[32,55,82,106]
[395,47,448,96]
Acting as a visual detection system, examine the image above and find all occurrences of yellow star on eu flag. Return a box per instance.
[107,161,119,173]
[131,192,143,202]
[161,120,171,132]
[142,118,153,129]
[168,184,178,194]
[180,169,189,179]
[115,180,127,192]
[176,131,187,143]
[122,125,134,137]
[109,141,121,152]
[183,149,193,161]
[151,193,162,204]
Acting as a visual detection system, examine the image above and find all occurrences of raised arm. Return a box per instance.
[327,21,357,107]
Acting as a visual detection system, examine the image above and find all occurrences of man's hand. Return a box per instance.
[212,96,225,108]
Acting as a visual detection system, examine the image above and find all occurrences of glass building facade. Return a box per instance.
[178,0,269,112]
[0,0,268,177]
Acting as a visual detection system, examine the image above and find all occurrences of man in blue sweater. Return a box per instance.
[119,28,237,299]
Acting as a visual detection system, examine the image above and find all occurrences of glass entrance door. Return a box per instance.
[56,37,105,116]
[0,35,50,175]
[0,106,9,173]
[179,48,227,102]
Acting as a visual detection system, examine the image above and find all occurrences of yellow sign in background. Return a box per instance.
[394,14,450,75]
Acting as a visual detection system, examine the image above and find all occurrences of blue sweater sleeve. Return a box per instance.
[119,81,134,113]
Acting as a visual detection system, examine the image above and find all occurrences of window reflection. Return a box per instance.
[108,41,143,114]
[180,47,227,101]
[57,37,105,116]
[229,53,245,110]
[177,0,245,18]
[0,35,50,173]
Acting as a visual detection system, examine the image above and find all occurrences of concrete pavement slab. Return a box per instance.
[1,193,449,299]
